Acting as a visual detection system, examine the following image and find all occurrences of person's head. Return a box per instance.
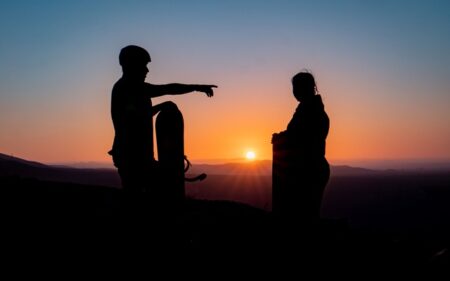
[119,45,151,81]
[291,71,317,102]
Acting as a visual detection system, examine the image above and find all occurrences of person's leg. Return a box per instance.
[119,165,160,220]
[118,167,144,192]
[280,167,327,224]
[314,162,330,220]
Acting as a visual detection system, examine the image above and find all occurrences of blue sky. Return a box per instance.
[0,0,449,163]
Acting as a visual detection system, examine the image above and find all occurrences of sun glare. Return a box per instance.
[245,151,256,160]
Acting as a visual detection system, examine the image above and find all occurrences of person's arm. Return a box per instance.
[145,83,217,98]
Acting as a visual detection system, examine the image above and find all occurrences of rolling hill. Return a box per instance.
[0,152,448,268]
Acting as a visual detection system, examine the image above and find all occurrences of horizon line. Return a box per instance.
[45,157,450,171]
[2,151,450,169]
[48,157,450,164]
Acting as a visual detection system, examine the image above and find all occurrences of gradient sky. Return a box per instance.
[0,0,449,164]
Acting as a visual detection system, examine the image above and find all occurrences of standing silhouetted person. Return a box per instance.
[109,45,216,204]
[272,71,329,224]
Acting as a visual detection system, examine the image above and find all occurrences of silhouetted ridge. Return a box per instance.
[0,152,121,187]
[331,165,379,176]
[0,152,48,168]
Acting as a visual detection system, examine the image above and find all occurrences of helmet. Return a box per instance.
[119,45,151,67]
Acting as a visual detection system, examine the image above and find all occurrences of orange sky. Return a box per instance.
[2,69,448,164]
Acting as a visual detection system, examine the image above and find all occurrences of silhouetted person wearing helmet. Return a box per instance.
[109,45,216,203]
[272,71,329,225]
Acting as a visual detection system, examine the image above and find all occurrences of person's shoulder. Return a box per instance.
[112,78,123,89]
[113,78,131,95]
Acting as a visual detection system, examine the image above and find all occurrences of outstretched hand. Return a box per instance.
[197,85,217,97]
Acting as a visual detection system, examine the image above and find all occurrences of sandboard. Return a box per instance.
[156,104,206,204]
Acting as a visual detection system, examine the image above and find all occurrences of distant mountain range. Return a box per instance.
[0,153,383,185]
[188,161,382,176]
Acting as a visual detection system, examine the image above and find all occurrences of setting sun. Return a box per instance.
[245,151,256,161]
